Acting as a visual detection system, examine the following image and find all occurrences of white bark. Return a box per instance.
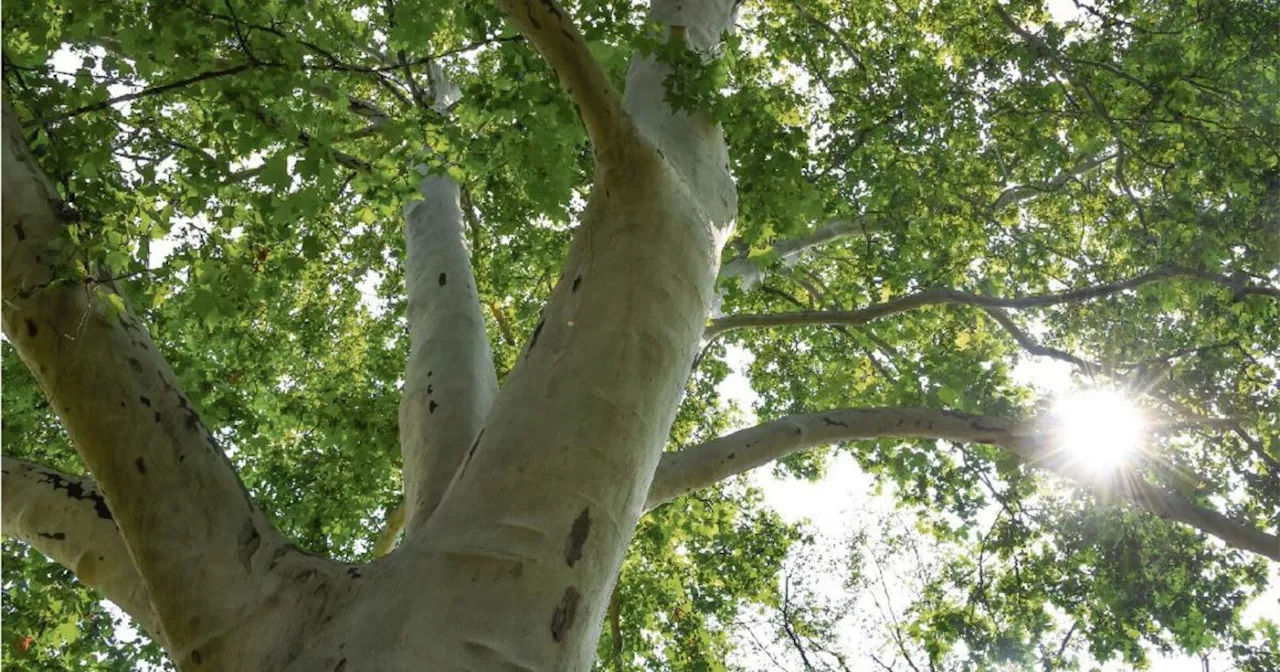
[2,101,351,669]
[399,150,498,536]
[1,457,162,643]
[345,2,742,668]
[645,408,1280,561]
[718,216,877,293]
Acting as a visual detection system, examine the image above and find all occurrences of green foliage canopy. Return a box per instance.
[2,0,1278,668]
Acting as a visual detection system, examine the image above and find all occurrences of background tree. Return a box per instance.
[2,0,1278,669]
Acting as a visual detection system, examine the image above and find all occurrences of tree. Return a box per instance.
[2,0,1278,669]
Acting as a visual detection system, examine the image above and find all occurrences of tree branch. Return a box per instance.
[1,456,162,644]
[707,266,1278,338]
[644,408,1280,561]
[496,0,627,154]
[719,151,1117,292]
[2,101,289,658]
[36,63,256,125]
[397,68,498,536]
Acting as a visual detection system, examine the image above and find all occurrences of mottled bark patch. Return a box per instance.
[565,507,591,567]
[36,471,112,521]
[550,586,581,642]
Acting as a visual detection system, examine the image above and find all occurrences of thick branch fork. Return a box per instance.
[646,408,1280,561]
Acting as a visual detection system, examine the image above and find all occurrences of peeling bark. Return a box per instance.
[1,456,162,644]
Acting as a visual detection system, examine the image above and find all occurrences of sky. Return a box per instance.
[719,341,1279,670]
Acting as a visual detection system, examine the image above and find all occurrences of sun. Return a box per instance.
[1052,389,1147,471]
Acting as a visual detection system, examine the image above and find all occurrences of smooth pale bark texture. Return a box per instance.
[1,457,161,642]
[645,408,1280,561]
[2,101,354,670]
[352,2,739,669]
[399,68,499,536]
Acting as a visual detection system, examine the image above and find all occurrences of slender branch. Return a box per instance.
[496,0,627,153]
[37,63,256,125]
[1,457,162,644]
[992,152,1118,210]
[719,152,1115,290]
[707,266,1278,338]
[645,408,1280,561]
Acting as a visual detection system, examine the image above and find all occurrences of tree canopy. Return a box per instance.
[2,0,1278,669]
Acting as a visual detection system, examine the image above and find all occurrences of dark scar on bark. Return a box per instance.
[565,507,591,567]
[139,396,151,407]
[529,319,545,351]
[551,586,581,642]
[37,531,65,540]
[346,567,362,578]
[238,521,261,572]
[190,650,202,664]
[460,429,485,475]
[25,318,38,337]
[726,452,735,460]
[334,659,347,672]
[36,471,112,521]
[822,417,849,428]
[438,272,447,286]
[13,220,26,241]
[429,400,438,414]
[135,458,146,474]
[572,275,581,292]
[154,411,161,424]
